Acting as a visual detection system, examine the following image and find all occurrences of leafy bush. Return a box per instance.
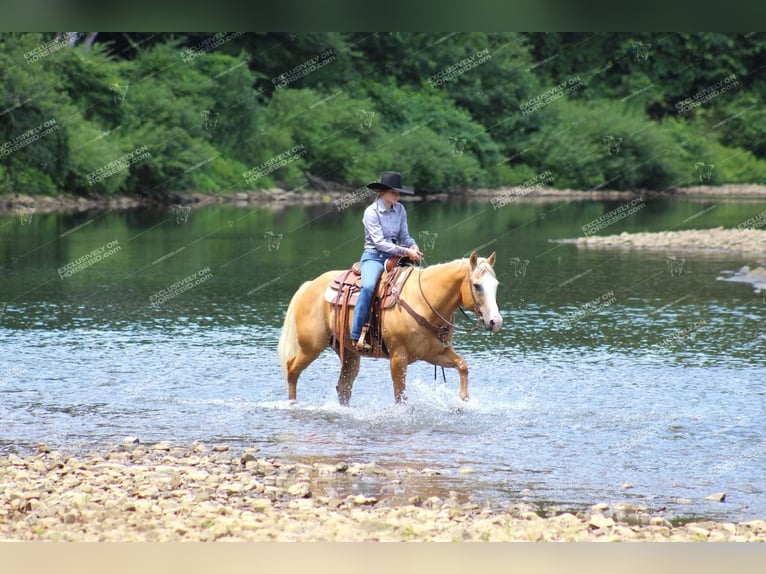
[112,41,261,195]
[527,99,689,190]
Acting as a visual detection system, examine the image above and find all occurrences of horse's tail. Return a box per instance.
[277,281,311,385]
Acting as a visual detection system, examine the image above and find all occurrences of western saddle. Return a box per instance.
[325,256,416,361]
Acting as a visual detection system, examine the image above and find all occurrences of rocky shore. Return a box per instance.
[571,227,766,255]
[3,184,766,215]
[2,442,765,542]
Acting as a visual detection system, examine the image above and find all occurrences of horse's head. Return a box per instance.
[463,251,503,333]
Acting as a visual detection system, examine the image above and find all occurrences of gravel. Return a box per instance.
[2,444,764,542]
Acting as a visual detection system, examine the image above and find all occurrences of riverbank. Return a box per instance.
[3,184,766,215]
[2,443,764,542]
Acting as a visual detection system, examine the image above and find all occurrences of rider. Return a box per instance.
[350,171,423,352]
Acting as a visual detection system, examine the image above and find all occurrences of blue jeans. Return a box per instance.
[350,249,391,341]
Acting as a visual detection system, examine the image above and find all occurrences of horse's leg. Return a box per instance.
[286,346,323,402]
[434,347,470,401]
[389,351,410,403]
[335,352,360,406]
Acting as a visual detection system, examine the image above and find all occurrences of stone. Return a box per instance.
[346,464,363,476]
[11,497,32,512]
[136,486,160,499]
[287,482,311,498]
[621,482,634,489]
[649,526,671,538]
[687,526,710,538]
[221,483,244,495]
[194,491,211,503]
[169,521,189,535]
[705,492,726,502]
[288,498,315,512]
[8,454,25,466]
[241,453,258,464]
[742,519,766,532]
[590,503,609,512]
[187,470,210,481]
[123,437,140,445]
[62,512,78,524]
[130,446,148,459]
[589,514,615,530]
[250,498,271,513]
[353,495,377,506]
[552,512,579,524]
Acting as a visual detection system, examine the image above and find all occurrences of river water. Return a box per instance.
[1,196,765,522]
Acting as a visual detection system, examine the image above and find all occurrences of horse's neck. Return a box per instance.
[412,260,465,316]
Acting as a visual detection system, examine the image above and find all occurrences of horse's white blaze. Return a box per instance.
[478,271,503,332]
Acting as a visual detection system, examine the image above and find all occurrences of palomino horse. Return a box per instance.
[277,251,502,404]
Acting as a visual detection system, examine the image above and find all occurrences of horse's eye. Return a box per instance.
[473,283,483,292]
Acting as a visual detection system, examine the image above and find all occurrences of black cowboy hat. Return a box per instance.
[366,171,415,195]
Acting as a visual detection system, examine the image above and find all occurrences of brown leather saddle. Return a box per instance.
[326,257,416,361]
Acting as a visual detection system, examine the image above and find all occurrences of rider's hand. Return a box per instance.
[406,247,423,262]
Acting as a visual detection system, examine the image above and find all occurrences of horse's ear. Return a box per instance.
[487,252,496,266]
[469,251,478,269]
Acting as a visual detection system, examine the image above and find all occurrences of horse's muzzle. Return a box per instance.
[482,314,503,333]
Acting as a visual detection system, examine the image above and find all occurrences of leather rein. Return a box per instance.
[396,262,483,346]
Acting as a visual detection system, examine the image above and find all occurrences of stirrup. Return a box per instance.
[355,326,372,352]
[355,340,372,353]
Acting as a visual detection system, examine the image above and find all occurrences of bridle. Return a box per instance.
[396,260,486,345]
[420,262,485,332]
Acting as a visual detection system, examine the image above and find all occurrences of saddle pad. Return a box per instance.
[324,285,361,306]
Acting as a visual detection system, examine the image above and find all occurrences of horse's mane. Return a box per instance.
[420,257,496,278]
